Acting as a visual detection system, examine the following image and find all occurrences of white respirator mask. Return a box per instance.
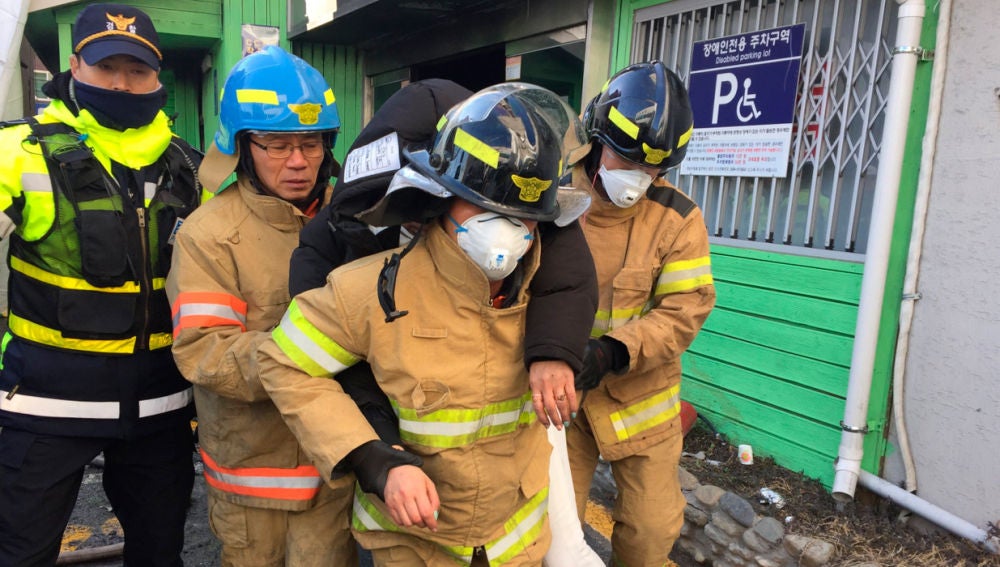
[450,213,533,281]
[597,164,654,208]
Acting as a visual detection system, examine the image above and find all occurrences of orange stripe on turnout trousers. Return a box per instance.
[200,448,324,501]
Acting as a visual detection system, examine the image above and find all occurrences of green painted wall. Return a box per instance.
[292,43,364,171]
[683,246,862,487]
[610,0,938,488]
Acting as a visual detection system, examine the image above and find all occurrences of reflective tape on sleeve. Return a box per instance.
[200,449,323,502]
[271,299,359,377]
[655,256,713,296]
[609,384,682,441]
[172,291,248,336]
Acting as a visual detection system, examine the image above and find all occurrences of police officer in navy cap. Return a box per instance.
[0,4,202,565]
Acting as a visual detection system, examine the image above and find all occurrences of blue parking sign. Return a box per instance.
[681,23,806,177]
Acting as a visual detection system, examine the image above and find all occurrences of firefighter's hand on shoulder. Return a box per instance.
[384,462,440,532]
[575,337,630,391]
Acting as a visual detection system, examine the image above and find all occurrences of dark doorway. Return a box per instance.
[411,45,506,93]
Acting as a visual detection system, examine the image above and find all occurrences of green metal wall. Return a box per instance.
[609,0,939,487]
[684,246,862,487]
[293,43,364,169]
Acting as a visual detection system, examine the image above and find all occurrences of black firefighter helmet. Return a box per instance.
[584,60,694,172]
[404,82,585,223]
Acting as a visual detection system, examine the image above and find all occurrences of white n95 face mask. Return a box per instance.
[451,213,533,281]
[597,164,654,208]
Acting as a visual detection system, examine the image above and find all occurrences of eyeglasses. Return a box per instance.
[249,138,326,159]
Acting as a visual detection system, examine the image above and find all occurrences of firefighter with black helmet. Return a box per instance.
[257,84,593,566]
[567,61,717,566]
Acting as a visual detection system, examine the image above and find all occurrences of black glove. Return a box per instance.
[335,440,423,500]
[575,337,629,391]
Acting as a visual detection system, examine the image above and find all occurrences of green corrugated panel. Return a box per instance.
[680,244,861,487]
[292,42,363,170]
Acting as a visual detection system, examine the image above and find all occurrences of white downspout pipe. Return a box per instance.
[860,0,998,555]
[891,0,954,495]
[859,470,1000,554]
[833,0,1000,554]
[832,0,926,501]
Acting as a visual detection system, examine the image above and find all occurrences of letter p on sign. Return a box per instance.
[712,72,738,124]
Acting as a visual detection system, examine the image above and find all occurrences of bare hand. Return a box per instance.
[528,360,578,429]
[383,465,440,531]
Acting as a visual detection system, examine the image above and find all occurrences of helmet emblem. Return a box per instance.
[106,13,137,32]
[642,143,672,165]
[288,103,322,125]
[511,174,551,203]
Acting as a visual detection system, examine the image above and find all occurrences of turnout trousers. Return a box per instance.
[208,480,357,567]
[365,518,551,567]
[566,412,684,567]
[0,423,194,567]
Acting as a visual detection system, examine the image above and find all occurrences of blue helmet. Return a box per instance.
[215,46,340,155]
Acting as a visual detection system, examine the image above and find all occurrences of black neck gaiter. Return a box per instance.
[72,79,167,131]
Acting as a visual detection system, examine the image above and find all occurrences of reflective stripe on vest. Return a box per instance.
[8,313,172,353]
[272,299,359,377]
[591,255,713,338]
[199,448,323,502]
[0,387,191,419]
[610,383,682,442]
[10,255,150,293]
[353,484,549,566]
[21,172,53,193]
[394,393,536,449]
[172,291,248,337]
[143,180,157,203]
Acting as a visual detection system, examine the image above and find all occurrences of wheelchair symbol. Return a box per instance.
[736,78,762,121]
[712,72,763,124]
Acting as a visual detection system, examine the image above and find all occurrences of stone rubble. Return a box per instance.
[676,466,836,566]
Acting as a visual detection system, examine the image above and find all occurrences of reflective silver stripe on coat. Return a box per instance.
[21,172,53,193]
[399,400,533,438]
[173,302,248,327]
[144,181,157,202]
[202,468,323,490]
[138,388,193,417]
[0,388,192,419]
[0,211,15,239]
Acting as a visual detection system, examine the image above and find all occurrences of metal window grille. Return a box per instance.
[633,0,897,256]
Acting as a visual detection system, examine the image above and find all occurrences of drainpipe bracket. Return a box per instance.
[840,421,870,434]
[892,45,935,61]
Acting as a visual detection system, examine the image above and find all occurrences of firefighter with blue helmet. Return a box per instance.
[0,4,202,564]
[568,61,716,566]
[166,46,353,565]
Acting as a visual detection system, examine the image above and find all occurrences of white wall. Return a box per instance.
[890,0,1000,530]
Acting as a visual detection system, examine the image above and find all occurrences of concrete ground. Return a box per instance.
[60,453,700,566]
[59,453,612,566]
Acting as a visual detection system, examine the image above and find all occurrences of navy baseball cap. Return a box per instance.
[72,3,162,70]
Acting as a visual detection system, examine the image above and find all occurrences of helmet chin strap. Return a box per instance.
[376,224,423,323]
